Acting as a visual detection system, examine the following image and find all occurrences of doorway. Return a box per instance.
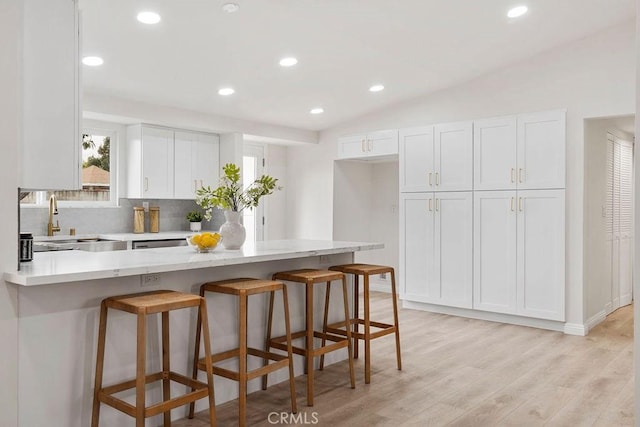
[243,144,265,242]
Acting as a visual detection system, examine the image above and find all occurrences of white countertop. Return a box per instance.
[5,240,383,286]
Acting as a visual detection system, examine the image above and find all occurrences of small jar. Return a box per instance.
[133,207,145,234]
[149,207,160,233]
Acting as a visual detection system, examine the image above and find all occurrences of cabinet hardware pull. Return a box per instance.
[429,173,432,186]
[519,168,524,183]
[144,177,149,191]
[511,197,515,212]
[435,198,439,212]
[511,168,515,183]
[429,198,432,211]
[361,139,365,152]
[368,139,372,151]
[435,172,440,186]
[519,197,523,212]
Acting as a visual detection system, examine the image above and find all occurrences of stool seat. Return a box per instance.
[273,269,344,283]
[329,264,394,276]
[203,279,284,296]
[105,290,203,314]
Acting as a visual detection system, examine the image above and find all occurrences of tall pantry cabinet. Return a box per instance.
[400,110,566,323]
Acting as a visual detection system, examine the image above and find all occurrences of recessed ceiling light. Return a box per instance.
[218,87,235,96]
[507,5,528,18]
[369,84,385,92]
[279,57,298,67]
[222,3,240,13]
[82,56,104,66]
[310,108,324,115]
[137,11,161,24]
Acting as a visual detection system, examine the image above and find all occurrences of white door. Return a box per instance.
[142,127,174,198]
[368,129,398,156]
[614,138,634,307]
[516,189,565,321]
[473,191,518,314]
[400,193,434,302]
[474,116,517,191]
[337,134,368,159]
[433,192,473,308]
[434,121,473,191]
[517,110,566,190]
[399,127,434,192]
[243,144,265,242]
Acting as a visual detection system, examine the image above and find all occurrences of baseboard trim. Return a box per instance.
[584,310,607,334]
[563,323,587,336]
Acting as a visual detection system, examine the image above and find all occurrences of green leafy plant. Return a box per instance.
[196,163,281,220]
[186,210,204,222]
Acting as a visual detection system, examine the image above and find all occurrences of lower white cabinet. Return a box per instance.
[400,192,473,308]
[473,189,565,321]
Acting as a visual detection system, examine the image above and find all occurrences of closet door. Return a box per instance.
[434,121,473,191]
[399,127,434,192]
[473,117,517,190]
[616,140,634,307]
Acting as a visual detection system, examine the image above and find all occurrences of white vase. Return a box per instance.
[220,210,246,250]
[189,221,202,232]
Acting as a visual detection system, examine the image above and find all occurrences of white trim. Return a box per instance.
[563,323,588,336]
[585,310,607,334]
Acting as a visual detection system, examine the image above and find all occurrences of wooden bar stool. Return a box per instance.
[91,290,216,427]
[189,278,296,427]
[267,269,355,406]
[323,264,402,384]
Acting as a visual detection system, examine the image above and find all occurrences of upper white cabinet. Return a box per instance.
[174,131,220,199]
[21,0,81,190]
[399,122,473,192]
[474,110,566,191]
[127,125,219,199]
[338,130,398,160]
[400,192,473,308]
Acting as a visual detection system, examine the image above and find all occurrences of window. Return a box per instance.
[20,128,117,206]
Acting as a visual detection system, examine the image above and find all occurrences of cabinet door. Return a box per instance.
[516,189,565,321]
[434,122,473,191]
[195,133,220,190]
[474,117,517,191]
[368,129,398,157]
[433,192,473,308]
[517,110,566,190]
[22,0,80,190]
[400,193,435,302]
[141,127,174,198]
[399,127,434,192]
[473,191,517,314]
[337,134,368,159]
[174,131,198,199]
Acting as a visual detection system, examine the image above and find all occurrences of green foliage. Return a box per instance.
[196,163,281,220]
[186,210,204,222]
[83,137,110,171]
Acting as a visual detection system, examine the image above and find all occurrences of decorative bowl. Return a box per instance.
[186,232,221,253]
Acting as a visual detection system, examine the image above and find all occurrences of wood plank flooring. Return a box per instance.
[174,293,634,426]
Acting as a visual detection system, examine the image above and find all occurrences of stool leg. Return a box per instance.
[189,287,205,418]
[319,281,331,370]
[353,274,359,360]
[281,287,297,414]
[135,312,147,427]
[341,276,356,389]
[390,269,402,371]
[239,294,248,427]
[305,282,314,406]
[162,311,171,427]
[199,298,217,427]
[91,302,108,427]
[262,290,275,390]
[364,273,371,384]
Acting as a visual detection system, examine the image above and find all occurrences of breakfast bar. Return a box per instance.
[4,240,382,426]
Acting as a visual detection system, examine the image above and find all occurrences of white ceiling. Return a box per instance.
[80,0,635,132]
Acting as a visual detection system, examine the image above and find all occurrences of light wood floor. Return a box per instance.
[175,293,634,426]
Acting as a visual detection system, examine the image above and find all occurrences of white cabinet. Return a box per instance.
[399,122,473,192]
[474,111,566,191]
[474,190,565,321]
[127,126,175,198]
[338,130,398,159]
[21,0,81,190]
[174,131,220,199]
[400,192,473,308]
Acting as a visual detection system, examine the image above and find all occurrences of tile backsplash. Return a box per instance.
[20,198,225,236]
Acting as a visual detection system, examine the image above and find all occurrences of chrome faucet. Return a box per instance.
[47,194,60,236]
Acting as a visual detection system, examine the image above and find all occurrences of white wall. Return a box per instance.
[584,118,634,325]
[287,21,636,329]
[0,1,21,425]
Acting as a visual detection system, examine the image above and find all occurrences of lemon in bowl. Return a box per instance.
[187,232,221,253]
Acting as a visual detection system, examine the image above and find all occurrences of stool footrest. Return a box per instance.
[196,347,292,382]
[268,331,350,357]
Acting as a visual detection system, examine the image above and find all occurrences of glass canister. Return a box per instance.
[19,233,33,262]
[133,207,145,233]
[149,207,160,233]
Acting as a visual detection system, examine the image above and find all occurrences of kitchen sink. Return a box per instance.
[34,239,127,252]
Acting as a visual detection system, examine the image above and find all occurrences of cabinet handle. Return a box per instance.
[361,139,366,152]
[511,168,515,183]
[511,197,515,212]
[429,198,432,211]
[519,197,523,212]
[435,198,439,212]
[519,168,524,183]
[368,139,372,151]
[144,177,149,191]
[429,173,432,186]
[435,172,440,186]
